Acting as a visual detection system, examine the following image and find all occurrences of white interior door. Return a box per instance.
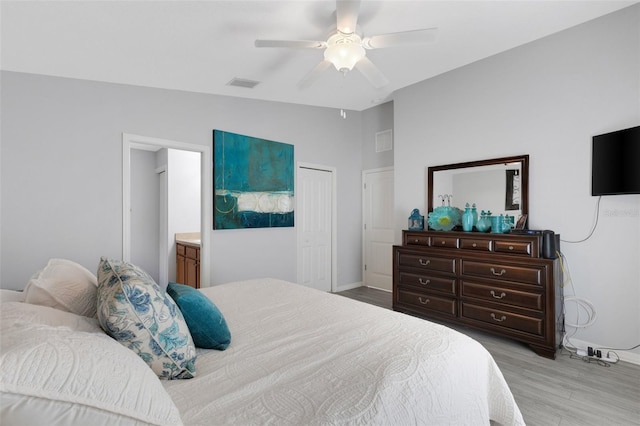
[297,166,333,292]
[363,167,394,291]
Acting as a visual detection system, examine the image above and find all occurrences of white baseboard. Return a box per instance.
[364,285,392,293]
[334,281,363,292]
[567,337,640,366]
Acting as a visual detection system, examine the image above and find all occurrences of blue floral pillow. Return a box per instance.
[167,282,231,350]
[96,258,196,380]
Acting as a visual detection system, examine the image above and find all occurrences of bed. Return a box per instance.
[1,259,524,426]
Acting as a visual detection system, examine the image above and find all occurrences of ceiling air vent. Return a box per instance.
[227,78,260,89]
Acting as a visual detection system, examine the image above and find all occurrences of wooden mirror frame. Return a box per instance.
[427,154,529,219]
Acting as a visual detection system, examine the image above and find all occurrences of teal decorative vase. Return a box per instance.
[471,204,478,227]
[501,215,513,233]
[490,215,504,234]
[461,203,474,232]
[503,215,515,231]
[476,210,491,232]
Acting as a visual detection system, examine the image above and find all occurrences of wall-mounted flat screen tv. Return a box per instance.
[591,125,640,196]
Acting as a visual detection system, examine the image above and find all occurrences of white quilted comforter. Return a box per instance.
[163,279,525,426]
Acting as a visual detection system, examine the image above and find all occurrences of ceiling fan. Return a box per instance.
[255,0,438,89]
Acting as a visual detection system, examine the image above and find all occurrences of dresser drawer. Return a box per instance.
[429,235,459,249]
[460,238,492,252]
[461,260,543,285]
[177,244,186,256]
[397,289,457,317]
[462,302,543,336]
[398,253,456,274]
[461,281,543,311]
[398,272,456,296]
[494,240,533,256]
[405,233,430,246]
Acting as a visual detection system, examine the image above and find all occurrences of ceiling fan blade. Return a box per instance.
[364,28,438,49]
[336,0,361,34]
[255,39,325,49]
[298,60,332,89]
[354,57,389,89]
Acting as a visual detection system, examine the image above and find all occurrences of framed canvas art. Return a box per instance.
[213,130,294,229]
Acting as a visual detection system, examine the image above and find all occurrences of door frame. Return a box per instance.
[122,133,212,286]
[362,166,394,289]
[296,162,338,292]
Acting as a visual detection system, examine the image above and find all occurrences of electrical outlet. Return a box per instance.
[576,349,616,363]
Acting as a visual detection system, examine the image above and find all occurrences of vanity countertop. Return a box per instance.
[175,232,200,248]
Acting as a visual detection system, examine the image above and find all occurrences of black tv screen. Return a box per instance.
[591,125,640,196]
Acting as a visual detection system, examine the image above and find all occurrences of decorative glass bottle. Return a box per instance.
[471,203,478,228]
[476,210,491,232]
[461,203,474,232]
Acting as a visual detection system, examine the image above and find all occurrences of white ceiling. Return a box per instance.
[1,1,636,111]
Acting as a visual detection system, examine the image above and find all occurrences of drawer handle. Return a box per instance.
[490,268,507,276]
[418,259,431,266]
[440,240,446,245]
[418,297,430,304]
[472,243,477,248]
[414,239,419,243]
[418,278,431,285]
[490,290,507,299]
[508,245,514,250]
[490,313,507,322]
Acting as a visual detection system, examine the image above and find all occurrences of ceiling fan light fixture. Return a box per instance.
[324,32,365,73]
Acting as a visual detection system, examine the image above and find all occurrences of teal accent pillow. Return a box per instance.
[167,282,231,350]
[96,258,197,380]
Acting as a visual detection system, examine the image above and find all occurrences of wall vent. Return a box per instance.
[227,78,260,89]
[375,129,393,153]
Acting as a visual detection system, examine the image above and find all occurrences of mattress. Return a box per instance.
[163,278,524,425]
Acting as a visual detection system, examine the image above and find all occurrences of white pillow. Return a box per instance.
[0,301,102,333]
[24,258,98,317]
[0,289,24,303]
[0,315,183,426]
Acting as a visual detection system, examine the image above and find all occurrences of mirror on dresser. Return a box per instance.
[427,155,529,224]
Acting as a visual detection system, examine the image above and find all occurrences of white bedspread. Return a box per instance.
[163,279,524,426]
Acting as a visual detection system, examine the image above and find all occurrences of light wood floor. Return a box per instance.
[338,286,640,426]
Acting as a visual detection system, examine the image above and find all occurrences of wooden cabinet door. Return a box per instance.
[176,254,186,285]
[185,257,199,289]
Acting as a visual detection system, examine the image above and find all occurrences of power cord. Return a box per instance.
[557,250,600,363]
[555,197,638,366]
[561,196,601,243]
[558,251,597,328]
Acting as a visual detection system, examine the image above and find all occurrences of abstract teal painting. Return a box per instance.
[213,130,294,229]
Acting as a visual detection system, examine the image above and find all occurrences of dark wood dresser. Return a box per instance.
[393,230,563,359]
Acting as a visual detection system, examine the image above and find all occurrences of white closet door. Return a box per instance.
[297,166,333,292]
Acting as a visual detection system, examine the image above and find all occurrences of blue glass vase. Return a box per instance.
[461,203,474,232]
[476,211,491,232]
[490,215,503,234]
[471,203,478,227]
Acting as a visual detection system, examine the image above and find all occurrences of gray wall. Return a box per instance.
[130,148,160,282]
[1,73,364,289]
[362,101,394,170]
[394,5,639,360]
